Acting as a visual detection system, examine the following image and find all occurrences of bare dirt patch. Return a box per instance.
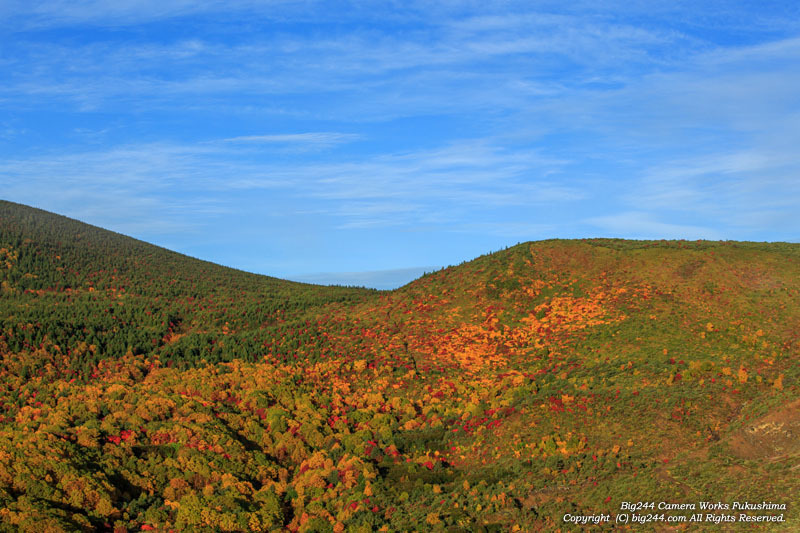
[728,398,800,462]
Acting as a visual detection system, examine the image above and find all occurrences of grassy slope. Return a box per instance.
[0,201,798,532]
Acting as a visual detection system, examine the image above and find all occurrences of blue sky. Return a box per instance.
[2,1,799,289]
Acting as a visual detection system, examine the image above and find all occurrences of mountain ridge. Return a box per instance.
[0,199,376,291]
[1,199,798,531]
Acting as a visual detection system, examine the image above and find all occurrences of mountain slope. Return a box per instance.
[1,202,798,532]
[1,199,376,374]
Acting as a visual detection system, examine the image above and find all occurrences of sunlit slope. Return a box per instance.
[1,203,798,532]
[266,239,799,529]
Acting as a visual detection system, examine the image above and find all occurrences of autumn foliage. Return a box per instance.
[1,200,798,531]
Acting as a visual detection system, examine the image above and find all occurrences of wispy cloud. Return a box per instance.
[0,6,702,117]
[288,266,441,290]
[0,142,232,237]
[1,0,294,28]
[623,148,800,238]
[219,132,362,147]
[586,212,723,240]
[0,137,578,236]
[2,2,799,275]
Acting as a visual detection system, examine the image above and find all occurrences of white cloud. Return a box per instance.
[587,212,723,240]
[449,221,561,239]
[0,0,302,28]
[288,266,441,290]
[624,148,800,238]
[0,136,580,236]
[3,1,799,255]
[0,4,701,117]
[219,132,362,147]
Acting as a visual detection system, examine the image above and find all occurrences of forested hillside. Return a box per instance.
[1,200,798,532]
[0,200,375,375]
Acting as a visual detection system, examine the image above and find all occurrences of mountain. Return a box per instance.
[0,199,375,374]
[1,200,797,532]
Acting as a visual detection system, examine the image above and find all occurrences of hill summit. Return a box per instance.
[1,200,798,531]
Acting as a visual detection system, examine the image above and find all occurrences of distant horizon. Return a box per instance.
[6,198,799,290]
[2,2,798,287]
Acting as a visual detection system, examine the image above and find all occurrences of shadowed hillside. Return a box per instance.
[1,201,797,532]
[0,199,376,375]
